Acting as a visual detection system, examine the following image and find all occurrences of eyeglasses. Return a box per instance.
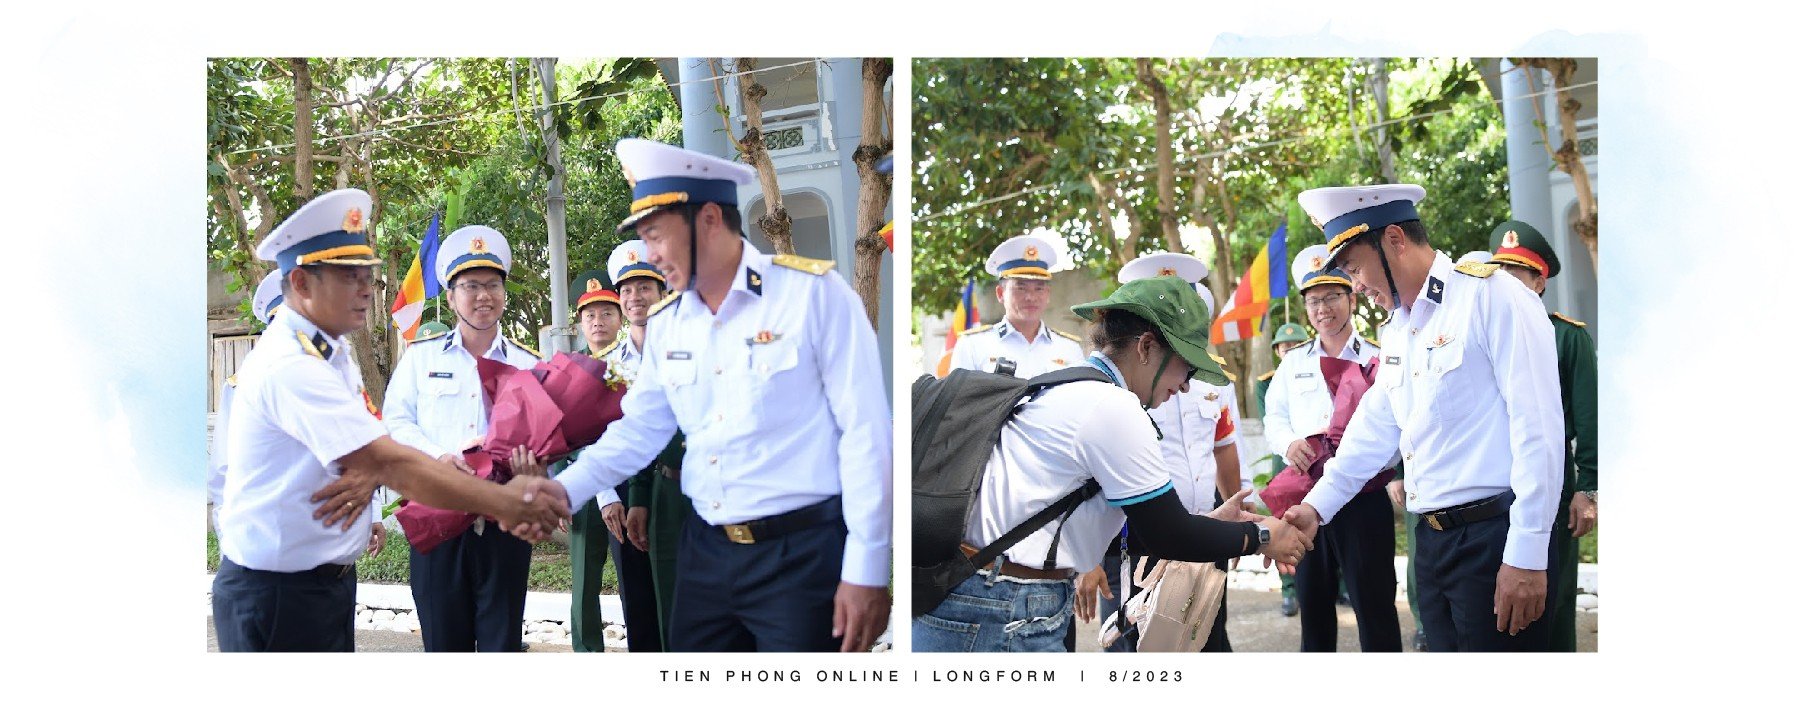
[1304,292,1350,310]
[453,280,506,295]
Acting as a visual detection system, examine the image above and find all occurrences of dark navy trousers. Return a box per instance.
[667,508,846,652]
[212,557,356,652]
[409,523,532,652]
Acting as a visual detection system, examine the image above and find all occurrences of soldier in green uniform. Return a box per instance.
[560,269,662,651]
[1258,321,1310,618]
[1485,220,1597,652]
[606,240,693,648]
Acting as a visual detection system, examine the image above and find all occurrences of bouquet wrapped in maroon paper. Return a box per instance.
[395,350,629,552]
[1258,354,1397,517]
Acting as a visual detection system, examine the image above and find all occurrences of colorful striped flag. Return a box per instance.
[934,279,980,377]
[389,212,443,341]
[1210,223,1289,344]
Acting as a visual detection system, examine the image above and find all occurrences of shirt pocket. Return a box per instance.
[661,353,699,389]
[744,337,805,421]
[1424,337,1478,424]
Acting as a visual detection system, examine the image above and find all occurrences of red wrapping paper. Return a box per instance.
[395,351,628,552]
[1258,355,1397,517]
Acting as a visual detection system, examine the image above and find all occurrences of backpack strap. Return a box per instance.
[969,479,1101,573]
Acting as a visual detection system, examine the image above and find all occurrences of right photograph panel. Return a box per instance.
[908,57,1598,653]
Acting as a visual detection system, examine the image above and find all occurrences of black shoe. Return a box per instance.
[1336,590,1350,606]
[1280,595,1298,617]
[1412,631,1427,652]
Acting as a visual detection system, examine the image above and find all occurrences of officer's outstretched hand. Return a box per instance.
[1257,516,1309,574]
[1494,564,1547,636]
[498,475,570,542]
[833,582,889,653]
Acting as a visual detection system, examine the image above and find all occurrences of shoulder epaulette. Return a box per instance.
[771,254,835,275]
[1051,328,1083,343]
[1257,369,1276,383]
[295,330,327,360]
[506,337,542,360]
[1207,352,1238,382]
[963,322,995,336]
[226,374,238,388]
[648,292,682,318]
[593,338,621,359]
[1552,311,1587,328]
[409,330,449,344]
[1364,335,1381,348]
[1455,261,1499,278]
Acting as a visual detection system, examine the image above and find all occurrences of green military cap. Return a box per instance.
[1071,275,1227,386]
[418,320,451,337]
[570,269,620,314]
[1272,322,1310,345]
[1488,220,1561,279]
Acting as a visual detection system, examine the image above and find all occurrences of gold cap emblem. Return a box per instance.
[470,237,489,254]
[342,208,364,233]
[1157,267,1177,277]
[586,278,602,292]
[1501,231,1519,249]
[1024,245,1041,261]
[1310,256,1326,271]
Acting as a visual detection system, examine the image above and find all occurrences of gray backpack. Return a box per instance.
[910,366,1109,616]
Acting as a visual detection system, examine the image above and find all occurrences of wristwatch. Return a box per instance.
[1582,490,1597,504]
[1253,522,1271,548]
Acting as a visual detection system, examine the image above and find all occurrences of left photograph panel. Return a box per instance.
[205,57,897,653]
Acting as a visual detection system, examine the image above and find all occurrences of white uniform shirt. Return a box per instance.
[556,239,893,587]
[383,324,551,507]
[1303,252,1563,570]
[1146,379,1238,514]
[208,376,237,516]
[949,320,1085,378]
[218,309,387,572]
[966,355,1173,574]
[1263,334,1383,465]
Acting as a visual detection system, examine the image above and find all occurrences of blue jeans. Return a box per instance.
[914,570,1073,652]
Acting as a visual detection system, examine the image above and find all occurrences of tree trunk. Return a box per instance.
[1523,59,1599,270]
[1367,58,1397,183]
[849,58,893,327]
[1087,173,1143,273]
[733,58,794,255]
[291,58,315,200]
[1136,60,1183,253]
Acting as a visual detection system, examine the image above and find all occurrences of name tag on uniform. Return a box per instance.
[665,350,692,361]
[1294,372,1315,379]
[1384,356,1400,365]
[429,371,454,379]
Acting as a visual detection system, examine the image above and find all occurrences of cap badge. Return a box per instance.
[1501,231,1520,249]
[1157,267,1177,277]
[586,278,602,292]
[1310,256,1325,271]
[627,250,638,263]
[1024,245,1041,261]
[471,237,489,254]
[342,207,365,233]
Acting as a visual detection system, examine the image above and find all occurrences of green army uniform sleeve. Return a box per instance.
[626,470,651,509]
[1553,314,1598,493]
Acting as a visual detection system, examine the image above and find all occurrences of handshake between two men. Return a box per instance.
[305,436,575,543]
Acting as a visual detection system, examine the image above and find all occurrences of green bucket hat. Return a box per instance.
[1272,322,1310,345]
[1072,275,1227,387]
[418,320,451,337]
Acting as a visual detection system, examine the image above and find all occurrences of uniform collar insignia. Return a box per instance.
[1426,276,1445,304]
[746,266,763,296]
[312,332,334,360]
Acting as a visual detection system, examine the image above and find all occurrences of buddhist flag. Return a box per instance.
[1211,223,1288,344]
[879,220,895,252]
[934,279,979,377]
[389,212,443,341]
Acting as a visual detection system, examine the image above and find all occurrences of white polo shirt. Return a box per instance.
[218,309,386,572]
[964,355,1173,574]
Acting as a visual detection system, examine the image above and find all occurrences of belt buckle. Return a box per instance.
[724,524,756,544]
[1426,513,1443,531]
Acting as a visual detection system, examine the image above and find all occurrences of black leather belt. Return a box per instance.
[1418,491,1513,531]
[718,496,841,545]
[308,562,356,579]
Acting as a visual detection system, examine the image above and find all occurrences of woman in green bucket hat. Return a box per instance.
[913,275,1312,652]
